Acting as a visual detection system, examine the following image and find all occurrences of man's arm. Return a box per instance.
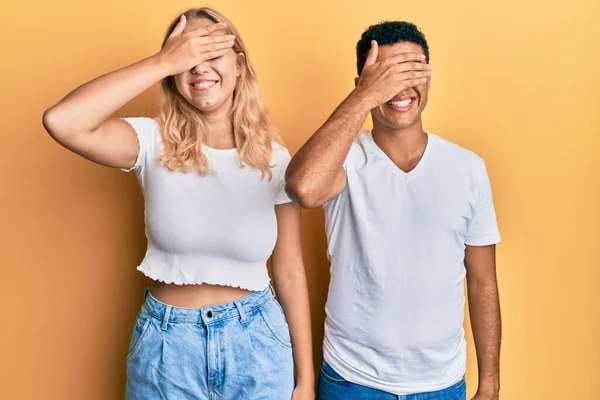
[465,244,501,400]
[284,92,370,208]
[285,41,429,208]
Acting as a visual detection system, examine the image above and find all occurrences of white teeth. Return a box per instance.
[388,99,413,107]
[193,81,217,88]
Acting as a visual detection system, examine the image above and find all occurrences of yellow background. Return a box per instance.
[2,0,599,398]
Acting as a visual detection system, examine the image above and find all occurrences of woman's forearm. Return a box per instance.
[274,270,315,388]
[43,55,169,138]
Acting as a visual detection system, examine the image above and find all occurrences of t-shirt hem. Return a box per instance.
[136,265,271,292]
[465,233,501,246]
[275,198,293,205]
[323,337,466,395]
[119,118,144,173]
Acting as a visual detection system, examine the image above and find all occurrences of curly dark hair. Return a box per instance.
[356,21,429,76]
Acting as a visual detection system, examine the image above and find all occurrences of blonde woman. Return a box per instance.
[43,8,314,400]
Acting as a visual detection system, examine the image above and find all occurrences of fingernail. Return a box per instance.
[427,64,432,70]
[427,70,432,76]
[420,54,426,60]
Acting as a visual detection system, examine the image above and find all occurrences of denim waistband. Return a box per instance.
[141,285,275,328]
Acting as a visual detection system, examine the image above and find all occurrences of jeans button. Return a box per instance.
[206,311,213,318]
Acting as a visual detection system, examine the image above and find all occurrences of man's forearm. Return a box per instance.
[468,280,502,395]
[285,89,372,207]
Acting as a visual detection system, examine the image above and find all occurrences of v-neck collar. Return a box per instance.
[365,130,433,180]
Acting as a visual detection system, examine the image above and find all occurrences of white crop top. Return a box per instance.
[122,117,292,291]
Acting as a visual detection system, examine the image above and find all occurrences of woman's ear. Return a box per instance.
[236,53,246,78]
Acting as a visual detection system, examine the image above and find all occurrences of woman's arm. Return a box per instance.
[42,16,233,169]
[272,202,314,398]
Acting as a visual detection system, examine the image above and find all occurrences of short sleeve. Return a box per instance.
[466,163,501,246]
[120,117,160,174]
[274,146,292,205]
[323,134,364,208]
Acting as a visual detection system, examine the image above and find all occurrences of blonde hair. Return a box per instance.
[158,7,281,179]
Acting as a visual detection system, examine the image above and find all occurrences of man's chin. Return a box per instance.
[383,118,418,131]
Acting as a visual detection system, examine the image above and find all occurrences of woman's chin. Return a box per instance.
[191,96,233,113]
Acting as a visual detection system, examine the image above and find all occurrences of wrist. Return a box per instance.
[295,381,315,388]
[348,87,377,112]
[295,371,315,389]
[145,53,173,79]
[478,378,500,395]
[294,382,316,398]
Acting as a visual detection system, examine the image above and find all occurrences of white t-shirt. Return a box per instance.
[122,117,291,291]
[323,131,501,394]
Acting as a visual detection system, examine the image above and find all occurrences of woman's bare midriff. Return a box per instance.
[150,281,254,308]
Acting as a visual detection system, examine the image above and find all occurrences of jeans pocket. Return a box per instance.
[258,299,292,349]
[127,311,153,359]
[320,361,348,384]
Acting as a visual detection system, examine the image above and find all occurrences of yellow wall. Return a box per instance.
[2,0,599,398]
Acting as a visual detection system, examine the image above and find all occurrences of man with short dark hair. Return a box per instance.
[286,21,501,400]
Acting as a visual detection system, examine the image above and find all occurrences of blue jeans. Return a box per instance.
[317,361,466,400]
[126,286,294,399]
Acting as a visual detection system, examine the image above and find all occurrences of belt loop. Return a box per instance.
[234,300,247,323]
[161,305,172,331]
[269,284,276,298]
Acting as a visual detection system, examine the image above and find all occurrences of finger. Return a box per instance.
[390,62,431,74]
[394,69,430,81]
[169,15,187,38]
[397,75,429,88]
[194,40,235,53]
[364,40,378,66]
[193,34,236,45]
[196,48,230,62]
[386,52,427,66]
[189,22,228,37]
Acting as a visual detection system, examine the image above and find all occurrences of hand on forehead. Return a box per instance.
[183,18,228,36]
[376,41,425,61]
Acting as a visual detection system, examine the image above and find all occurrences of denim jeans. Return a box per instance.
[126,286,294,399]
[317,361,466,400]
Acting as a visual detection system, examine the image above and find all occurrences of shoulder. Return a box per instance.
[428,133,486,173]
[342,130,371,168]
[121,117,162,148]
[121,117,160,134]
[271,141,291,163]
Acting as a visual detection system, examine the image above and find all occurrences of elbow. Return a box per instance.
[42,106,72,142]
[42,106,61,140]
[284,179,324,209]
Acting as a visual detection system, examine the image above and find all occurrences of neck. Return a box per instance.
[371,117,428,173]
[201,97,236,149]
[372,117,427,158]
